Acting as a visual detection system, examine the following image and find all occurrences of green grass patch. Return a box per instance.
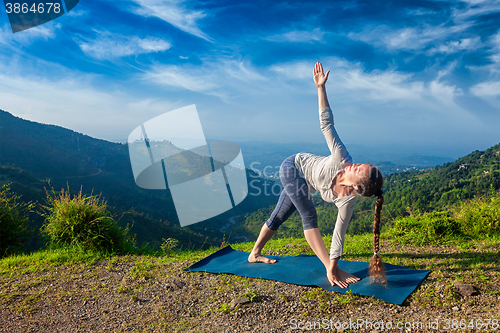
[0,246,106,277]
[39,186,134,253]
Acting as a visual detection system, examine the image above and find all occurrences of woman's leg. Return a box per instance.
[248,224,277,263]
[248,156,298,263]
[248,187,297,263]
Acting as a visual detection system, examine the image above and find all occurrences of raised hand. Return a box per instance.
[313,62,330,88]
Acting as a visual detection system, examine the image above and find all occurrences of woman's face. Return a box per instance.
[344,163,371,184]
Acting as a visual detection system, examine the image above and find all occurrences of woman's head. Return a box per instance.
[351,164,383,197]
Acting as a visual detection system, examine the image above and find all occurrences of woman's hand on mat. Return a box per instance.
[327,270,348,288]
[313,62,330,88]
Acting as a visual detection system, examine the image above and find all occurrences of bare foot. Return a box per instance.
[336,266,360,284]
[248,252,277,264]
[327,266,360,288]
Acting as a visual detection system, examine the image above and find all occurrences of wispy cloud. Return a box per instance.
[0,59,179,140]
[349,23,470,52]
[0,23,58,46]
[452,0,500,23]
[270,58,424,101]
[141,58,266,101]
[77,31,171,60]
[158,55,465,112]
[428,37,481,55]
[65,9,88,17]
[487,31,500,73]
[467,31,500,75]
[128,0,212,42]
[338,69,424,101]
[143,64,219,93]
[265,28,325,43]
[470,80,500,97]
[269,61,314,80]
[268,57,474,130]
[428,72,464,108]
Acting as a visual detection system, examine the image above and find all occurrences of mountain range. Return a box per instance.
[0,109,278,251]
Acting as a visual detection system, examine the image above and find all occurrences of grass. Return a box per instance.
[0,246,107,277]
[39,186,133,253]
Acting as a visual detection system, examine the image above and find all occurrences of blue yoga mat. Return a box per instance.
[185,246,429,305]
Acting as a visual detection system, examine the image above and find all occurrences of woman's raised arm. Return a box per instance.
[313,62,330,109]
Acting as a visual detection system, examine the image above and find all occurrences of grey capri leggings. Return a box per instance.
[266,154,318,230]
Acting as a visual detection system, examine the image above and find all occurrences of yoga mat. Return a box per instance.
[185,246,429,305]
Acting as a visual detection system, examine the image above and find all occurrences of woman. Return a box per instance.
[248,62,385,288]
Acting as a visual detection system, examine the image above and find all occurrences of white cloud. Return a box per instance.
[128,0,211,42]
[429,78,464,108]
[143,65,219,93]
[0,58,180,141]
[453,0,500,23]
[78,31,171,60]
[467,31,500,75]
[267,58,477,139]
[459,0,492,4]
[349,23,470,52]
[338,69,424,101]
[470,80,500,97]
[488,31,500,71]
[65,9,88,17]
[141,58,267,101]
[270,61,313,80]
[265,28,325,43]
[0,23,58,46]
[428,37,481,54]
[139,56,476,136]
[405,8,438,16]
[270,58,424,101]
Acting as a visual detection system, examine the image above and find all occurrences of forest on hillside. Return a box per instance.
[0,110,279,253]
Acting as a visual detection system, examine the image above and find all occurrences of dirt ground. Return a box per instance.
[1,243,499,332]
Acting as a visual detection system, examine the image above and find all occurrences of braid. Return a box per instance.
[369,194,386,284]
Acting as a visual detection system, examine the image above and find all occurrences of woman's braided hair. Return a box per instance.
[356,165,386,284]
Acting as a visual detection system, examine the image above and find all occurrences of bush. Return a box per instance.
[40,187,134,253]
[452,189,500,238]
[0,184,33,257]
[389,211,463,246]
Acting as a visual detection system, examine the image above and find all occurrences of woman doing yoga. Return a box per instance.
[248,62,385,288]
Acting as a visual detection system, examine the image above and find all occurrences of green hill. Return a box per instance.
[0,109,279,251]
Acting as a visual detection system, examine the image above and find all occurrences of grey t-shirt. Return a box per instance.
[294,107,357,259]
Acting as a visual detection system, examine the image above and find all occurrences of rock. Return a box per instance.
[172,280,186,289]
[230,297,250,309]
[452,306,460,311]
[453,282,478,296]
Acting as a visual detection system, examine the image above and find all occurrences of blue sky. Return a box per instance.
[1,0,499,159]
